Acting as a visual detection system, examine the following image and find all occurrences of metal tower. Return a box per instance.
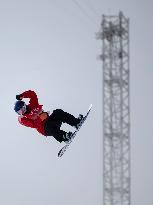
[97,12,130,205]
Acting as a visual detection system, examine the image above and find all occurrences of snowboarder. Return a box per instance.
[14,90,83,144]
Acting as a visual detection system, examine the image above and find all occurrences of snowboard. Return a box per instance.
[58,104,92,157]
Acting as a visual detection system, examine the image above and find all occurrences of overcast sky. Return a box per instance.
[0,0,153,205]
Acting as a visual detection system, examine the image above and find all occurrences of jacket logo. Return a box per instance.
[29,107,42,120]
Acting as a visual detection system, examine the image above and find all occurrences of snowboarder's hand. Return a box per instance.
[16,94,23,100]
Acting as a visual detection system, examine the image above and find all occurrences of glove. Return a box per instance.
[16,94,23,100]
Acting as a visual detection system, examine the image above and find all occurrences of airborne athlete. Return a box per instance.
[14,90,83,144]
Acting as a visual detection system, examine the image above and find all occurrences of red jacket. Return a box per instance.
[18,90,47,136]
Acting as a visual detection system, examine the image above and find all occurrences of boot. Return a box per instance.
[63,132,73,144]
[75,114,84,130]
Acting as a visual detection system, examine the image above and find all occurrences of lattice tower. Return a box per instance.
[97,11,130,205]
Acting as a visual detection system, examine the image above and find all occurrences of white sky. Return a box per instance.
[0,0,153,205]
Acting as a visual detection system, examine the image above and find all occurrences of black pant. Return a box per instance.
[44,109,79,143]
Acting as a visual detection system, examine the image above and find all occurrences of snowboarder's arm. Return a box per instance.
[18,90,39,106]
[18,116,36,128]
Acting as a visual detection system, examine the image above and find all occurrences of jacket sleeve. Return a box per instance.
[21,90,39,107]
[18,116,36,128]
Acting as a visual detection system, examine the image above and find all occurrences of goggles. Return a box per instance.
[17,104,27,115]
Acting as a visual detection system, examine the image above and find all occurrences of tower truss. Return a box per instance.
[97,12,130,205]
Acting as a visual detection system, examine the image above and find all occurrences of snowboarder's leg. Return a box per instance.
[49,128,69,143]
[44,115,72,143]
[44,122,66,143]
[51,109,81,128]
